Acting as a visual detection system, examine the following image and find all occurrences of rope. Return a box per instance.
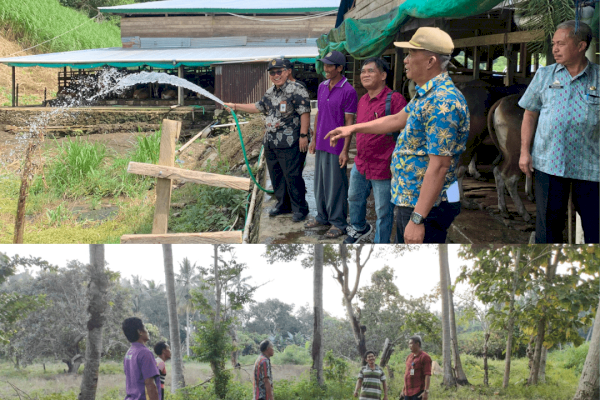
[226,10,336,22]
[6,12,101,58]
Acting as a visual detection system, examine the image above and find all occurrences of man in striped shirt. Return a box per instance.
[253,340,275,400]
[354,351,388,400]
[153,342,171,400]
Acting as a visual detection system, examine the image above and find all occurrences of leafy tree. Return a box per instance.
[245,298,303,338]
[459,244,599,386]
[0,253,44,347]
[3,260,130,372]
[192,245,257,399]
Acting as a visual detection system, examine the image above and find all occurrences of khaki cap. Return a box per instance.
[394,27,454,55]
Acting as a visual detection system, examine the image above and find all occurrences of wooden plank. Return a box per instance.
[128,162,252,191]
[453,30,544,48]
[121,231,243,244]
[152,119,180,234]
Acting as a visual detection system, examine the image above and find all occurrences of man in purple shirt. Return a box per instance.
[122,317,160,400]
[345,58,407,244]
[306,51,358,238]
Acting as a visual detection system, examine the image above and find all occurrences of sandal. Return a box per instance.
[323,226,344,239]
[304,219,330,229]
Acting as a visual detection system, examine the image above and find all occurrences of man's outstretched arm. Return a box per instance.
[325,109,409,147]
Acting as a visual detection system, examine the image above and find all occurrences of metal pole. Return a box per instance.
[11,66,15,107]
[178,65,184,106]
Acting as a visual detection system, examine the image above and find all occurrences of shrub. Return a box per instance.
[272,345,311,365]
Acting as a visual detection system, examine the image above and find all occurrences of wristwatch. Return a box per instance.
[300,133,308,138]
[410,211,424,225]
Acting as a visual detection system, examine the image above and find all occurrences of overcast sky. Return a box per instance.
[1,244,473,317]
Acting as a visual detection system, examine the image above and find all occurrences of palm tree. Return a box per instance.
[439,244,456,388]
[162,244,186,391]
[312,244,324,386]
[78,245,108,400]
[175,257,201,357]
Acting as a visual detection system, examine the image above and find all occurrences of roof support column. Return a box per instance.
[178,65,184,106]
[11,66,15,107]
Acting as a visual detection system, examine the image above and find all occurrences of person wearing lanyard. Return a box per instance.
[401,336,432,400]
[519,20,599,243]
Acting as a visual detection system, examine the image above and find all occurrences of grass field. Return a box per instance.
[0,348,584,400]
[0,0,121,55]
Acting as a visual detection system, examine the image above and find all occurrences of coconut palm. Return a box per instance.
[175,257,202,357]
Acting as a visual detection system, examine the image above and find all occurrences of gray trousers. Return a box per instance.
[314,150,348,230]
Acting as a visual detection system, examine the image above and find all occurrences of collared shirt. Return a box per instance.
[356,86,408,180]
[316,76,358,155]
[357,363,386,400]
[253,354,272,400]
[124,343,160,400]
[518,60,599,182]
[255,80,311,149]
[390,72,470,207]
[403,351,432,397]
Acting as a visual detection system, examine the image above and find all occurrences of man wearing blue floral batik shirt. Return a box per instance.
[519,20,599,244]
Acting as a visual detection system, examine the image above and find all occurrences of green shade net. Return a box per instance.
[316,0,505,72]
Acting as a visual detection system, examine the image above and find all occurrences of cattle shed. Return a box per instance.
[0,0,339,106]
[319,0,600,98]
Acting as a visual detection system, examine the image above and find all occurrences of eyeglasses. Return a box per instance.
[269,70,285,76]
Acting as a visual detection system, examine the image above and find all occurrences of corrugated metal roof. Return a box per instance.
[99,0,339,14]
[0,45,319,68]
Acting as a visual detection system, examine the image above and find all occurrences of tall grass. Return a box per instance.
[0,0,121,54]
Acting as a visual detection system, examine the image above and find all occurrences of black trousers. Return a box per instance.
[395,202,461,244]
[265,144,308,215]
[534,169,599,243]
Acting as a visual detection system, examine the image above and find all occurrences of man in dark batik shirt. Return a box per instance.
[225,58,311,222]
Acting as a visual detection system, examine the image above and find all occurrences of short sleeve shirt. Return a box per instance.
[255,80,311,149]
[253,354,272,400]
[355,87,408,180]
[316,76,358,155]
[518,61,599,182]
[155,357,167,399]
[357,364,386,400]
[403,351,432,397]
[391,72,470,207]
[124,343,160,400]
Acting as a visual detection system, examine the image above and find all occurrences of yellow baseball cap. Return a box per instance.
[394,27,454,55]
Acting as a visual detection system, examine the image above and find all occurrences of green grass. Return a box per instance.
[0,0,121,54]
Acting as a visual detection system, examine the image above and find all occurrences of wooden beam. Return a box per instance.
[121,231,243,244]
[11,67,15,107]
[453,30,544,48]
[128,162,252,191]
[152,119,180,234]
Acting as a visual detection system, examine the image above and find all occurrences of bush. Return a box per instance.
[272,345,311,365]
[551,342,589,375]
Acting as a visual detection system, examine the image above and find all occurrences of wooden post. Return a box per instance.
[11,67,15,107]
[472,46,480,80]
[16,84,19,107]
[178,65,184,106]
[394,47,405,92]
[152,119,181,234]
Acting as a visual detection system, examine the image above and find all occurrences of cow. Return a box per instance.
[133,85,150,99]
[454,80,528,201]
[487,94,534,222]
[161,88,177,100]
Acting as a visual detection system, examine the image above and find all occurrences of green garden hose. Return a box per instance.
[225,105,274,195]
